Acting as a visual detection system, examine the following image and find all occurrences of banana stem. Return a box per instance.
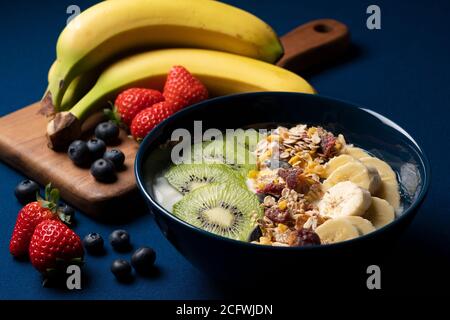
[46,112,82,150]
[46,81,111,149]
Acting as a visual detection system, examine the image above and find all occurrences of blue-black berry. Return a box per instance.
[14,179,40,205]
[59,204,75,223]
[95,121,120,145]
[68,140,91,167]
[86,138,106,160]
[111,259,132,281]
[83,233,104,255]
[109,229,131,252]
[103,149,125,170]
[90,159,116,183]
[131,247,156,274]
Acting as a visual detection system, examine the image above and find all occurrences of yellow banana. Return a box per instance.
[46,48,314,149]
[47,60,58,83]
[46,0,283,109]
[47,60,99,111]
[72,48,315,118]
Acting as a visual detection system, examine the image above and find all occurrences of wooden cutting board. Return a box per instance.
[0,19,349,218]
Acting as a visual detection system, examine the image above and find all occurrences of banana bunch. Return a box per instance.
[44,0,316,149]
[315,150,400,244]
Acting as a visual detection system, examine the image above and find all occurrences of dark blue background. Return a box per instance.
[0,0,448,299]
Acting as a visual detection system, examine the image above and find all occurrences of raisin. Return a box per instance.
[277,168,289,180]
[278,167,303,179]
[295,175,311,195]
[265,207,291,224]
[320,133,337,158]
[262,182,285,197]
[282,169,310,194]
[286,172,299,189]
[288,228,321,246]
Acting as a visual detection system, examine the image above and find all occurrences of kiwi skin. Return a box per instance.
[165,163,245,194]
[172,183,263,241]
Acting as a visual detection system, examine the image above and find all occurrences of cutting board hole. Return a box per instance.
[314,24,332,33]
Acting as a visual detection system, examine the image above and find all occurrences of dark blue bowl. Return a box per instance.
[135,92,430,281]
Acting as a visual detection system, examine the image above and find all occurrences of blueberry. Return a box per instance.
[131,247,156,274]
[90,159,116,183]
[14,179,40,205]
[109,230,131,252]
[83,233,104,255]
[68,140,91,167]
[103,149,125,170]
[111,259,132,281]
[86,138,106,160]
[95,121,119,145]
[59,204,75,223]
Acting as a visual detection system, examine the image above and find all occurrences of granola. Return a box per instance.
[249,124,399,247]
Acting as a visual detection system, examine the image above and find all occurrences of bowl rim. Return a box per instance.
[134,91,431,251]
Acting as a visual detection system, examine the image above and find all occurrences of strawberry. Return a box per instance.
[29,219,83,274]
[130,101,175,140]
[163,66,208,112]
[111,88,164,126]
[9,184,63,258]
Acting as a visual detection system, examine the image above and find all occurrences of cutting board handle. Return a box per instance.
[277,19,350,74]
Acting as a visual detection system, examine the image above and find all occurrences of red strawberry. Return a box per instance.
[163,66,208,112]
[29,219,83,273]
[113,88,164,126]
[9,184,62,258]
[130,101,175,140]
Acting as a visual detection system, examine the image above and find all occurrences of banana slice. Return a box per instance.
[367,166,382,194]
[318,181,372,218]
[343,216,376,235]
[315,218,360,244]
[363,197,395,229]
[323,154,358,178]
[323,161,382,194]
[360,157,400,210]
[359,157,396,181]
[378,180,401,211]
[343,146,371,159]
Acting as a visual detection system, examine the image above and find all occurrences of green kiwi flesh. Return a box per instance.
[165,163,244,194]
[173,183,263,241]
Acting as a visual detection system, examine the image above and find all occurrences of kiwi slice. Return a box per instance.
[227,129,265,152]
[165,163,244,194]
[173,184,263,241]
[192,139,257,178]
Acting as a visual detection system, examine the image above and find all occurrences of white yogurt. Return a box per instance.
[152,173,183,212]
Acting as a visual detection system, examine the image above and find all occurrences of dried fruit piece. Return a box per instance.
[287,228,321,246]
